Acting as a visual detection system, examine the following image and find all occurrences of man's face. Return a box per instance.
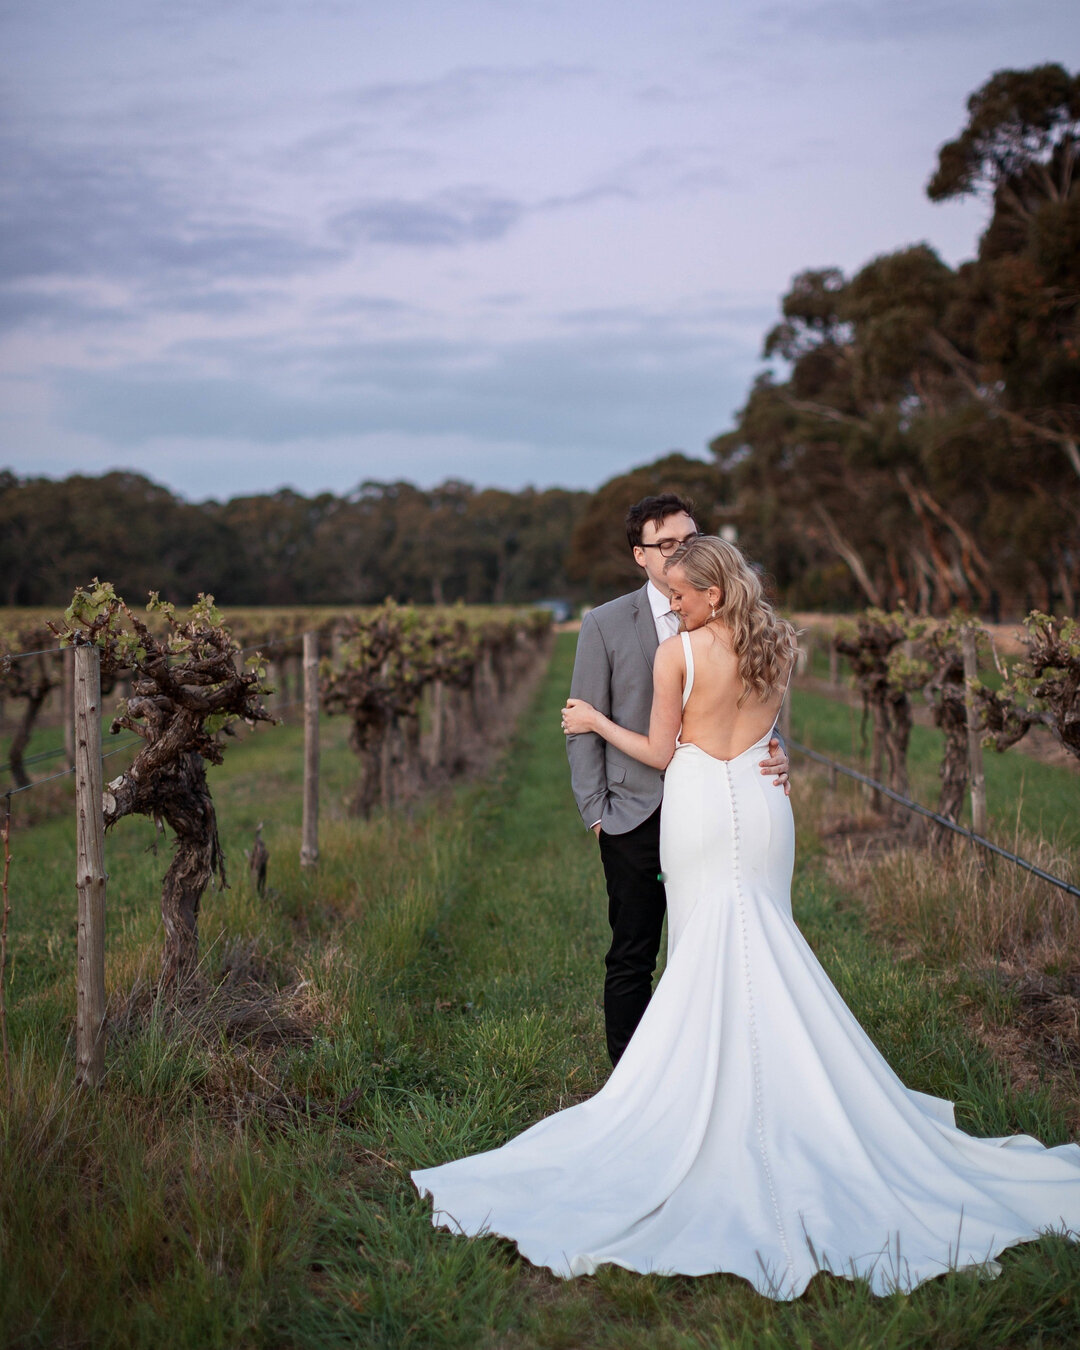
[632,511,699,594]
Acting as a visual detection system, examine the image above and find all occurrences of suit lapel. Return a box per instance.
[632,583,660,669]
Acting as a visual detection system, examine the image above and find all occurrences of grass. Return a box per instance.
[2,635,1079,1348]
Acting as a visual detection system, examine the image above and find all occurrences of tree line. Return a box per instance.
[0,471,588,609]
[3,66,1076,619]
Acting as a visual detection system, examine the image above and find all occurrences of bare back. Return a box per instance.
[679,625,788,760]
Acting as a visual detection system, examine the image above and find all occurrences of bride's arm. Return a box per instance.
[562,638,683,770]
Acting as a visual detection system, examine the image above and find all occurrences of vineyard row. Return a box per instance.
[1,585,554,1092]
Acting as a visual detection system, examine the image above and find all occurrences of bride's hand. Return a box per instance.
[561,698,598,736]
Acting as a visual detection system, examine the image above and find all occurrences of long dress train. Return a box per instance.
[411,635,1080,1298]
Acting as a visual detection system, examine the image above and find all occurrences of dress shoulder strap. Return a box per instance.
[771,655,796,739]
[680,631,694,709]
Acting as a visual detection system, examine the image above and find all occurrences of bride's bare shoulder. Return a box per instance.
[654,634,685,668]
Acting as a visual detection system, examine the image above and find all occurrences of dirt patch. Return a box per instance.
[959,966,1080,1132]
[1005,967,1080,1073]
[817,804,916,875]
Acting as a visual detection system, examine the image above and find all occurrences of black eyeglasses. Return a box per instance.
[639,533,700,558]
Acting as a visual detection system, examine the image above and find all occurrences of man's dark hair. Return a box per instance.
[625,493,698,550]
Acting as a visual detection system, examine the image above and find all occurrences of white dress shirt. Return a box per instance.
[647,581,679,644]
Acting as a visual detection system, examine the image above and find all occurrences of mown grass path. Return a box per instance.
[289,635,1080,1349]
[3,635,1079,1349]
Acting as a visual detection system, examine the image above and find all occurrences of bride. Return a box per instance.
[411,536,1080,1298]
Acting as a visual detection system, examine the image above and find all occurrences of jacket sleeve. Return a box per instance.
[565,610,613,830]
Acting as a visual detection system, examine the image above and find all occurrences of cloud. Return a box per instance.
[51,316,759,470]
[315,294,419,317]
[0,288,134,332]
[548,146,733,206]
[536,185,638,212]
[754,0,1020,43]
[327,156,706,254]
[0,138,344,289]
[151,288,287,316]
[555,296,777,334]
[339,63,594,128]
[271,127,439,178]
[332,187,523,247]
[633,84,697,106]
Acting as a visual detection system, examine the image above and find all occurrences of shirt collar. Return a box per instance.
[646,580,671,620]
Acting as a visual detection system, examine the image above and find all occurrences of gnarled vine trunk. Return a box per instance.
[105,748,225,991]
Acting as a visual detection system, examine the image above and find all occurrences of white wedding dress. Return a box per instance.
[412,634,1080,1298]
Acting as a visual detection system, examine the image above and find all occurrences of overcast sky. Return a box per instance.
[2,1,1077,502]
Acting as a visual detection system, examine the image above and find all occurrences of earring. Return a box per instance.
[709,605,718,620]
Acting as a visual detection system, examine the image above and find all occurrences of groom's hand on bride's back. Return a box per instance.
[760,737,790,795]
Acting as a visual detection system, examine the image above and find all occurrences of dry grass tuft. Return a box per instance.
[111,937,315,1051]
[802,767,1080,1125]
[102,936,327,1127]
[839,827,1080,972]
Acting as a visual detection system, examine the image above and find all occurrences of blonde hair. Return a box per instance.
[665,536,798,705]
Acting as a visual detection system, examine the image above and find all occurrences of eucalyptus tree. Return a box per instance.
[724,249,986,613]
[928,63,1080,609]
[714,65,1079,616]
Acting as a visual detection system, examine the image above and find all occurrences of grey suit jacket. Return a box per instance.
[566,584,665,835]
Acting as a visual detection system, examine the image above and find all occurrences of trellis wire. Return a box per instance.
[2,633,293,666]
[2,737,145,796]
[2,697,300,796]
[0,644,64,663]
[3,764,77,796]
[790,738,1080,900]
[237,636,296,655]
[2,742,72,775]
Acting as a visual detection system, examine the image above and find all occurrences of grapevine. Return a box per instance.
[52,582,274,992]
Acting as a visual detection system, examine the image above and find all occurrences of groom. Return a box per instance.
[566,493,790,1065]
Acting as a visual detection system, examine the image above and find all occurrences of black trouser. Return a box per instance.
[597,805,666,1066]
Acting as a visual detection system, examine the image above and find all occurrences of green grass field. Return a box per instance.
[2,634,1079,1348]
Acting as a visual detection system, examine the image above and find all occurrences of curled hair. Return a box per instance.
[665,536,798,705]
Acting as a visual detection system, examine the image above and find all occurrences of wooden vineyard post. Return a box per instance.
[73,643,106,1088]
[291,654,304,717]
[265,659,279,713]
[428,679,445,769]
[63,646,76,770]
[865,720,884,812]
[962,626,988,838]
[2,794,12,1107]
[300,632,320,869]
